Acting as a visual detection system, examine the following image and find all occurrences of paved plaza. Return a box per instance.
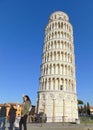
[26,123,93,130]
[20,123,93,130]
[5,121,93,130]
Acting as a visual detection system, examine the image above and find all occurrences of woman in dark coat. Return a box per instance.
[8,105,16,130]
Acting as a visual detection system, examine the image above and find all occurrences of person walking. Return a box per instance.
[19,95,31,130]
[0,103,6,130]
[8,105,16,130]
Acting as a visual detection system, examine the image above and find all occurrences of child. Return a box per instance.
[14,115,21,130]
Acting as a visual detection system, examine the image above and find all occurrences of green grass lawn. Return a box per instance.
[79,116,93,124]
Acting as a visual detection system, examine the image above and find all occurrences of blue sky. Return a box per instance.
[0,0,93,105]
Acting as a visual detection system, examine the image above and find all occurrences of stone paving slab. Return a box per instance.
[27,123,93,130]
[5,122,93,130]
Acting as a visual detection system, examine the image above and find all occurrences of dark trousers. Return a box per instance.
[0,117,6,130]
[9,120,14,130]
[19,115,27,130]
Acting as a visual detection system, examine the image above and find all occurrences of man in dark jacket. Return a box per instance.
[8,105,16,130]
[0,103,6,130]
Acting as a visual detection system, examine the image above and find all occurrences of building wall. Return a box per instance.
[37,11,78,122]
[0,103,22,117]
[0,103,36,120]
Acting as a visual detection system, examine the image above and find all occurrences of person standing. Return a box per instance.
[19,95,31,130]
[8,105,16,130]
[0,103,6,130]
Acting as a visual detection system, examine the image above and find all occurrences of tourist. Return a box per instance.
[19,95,31,130]
[0,103,6,130]
[8,105,16,130]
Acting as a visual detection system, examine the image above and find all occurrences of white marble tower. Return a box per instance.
[37,11,78,122]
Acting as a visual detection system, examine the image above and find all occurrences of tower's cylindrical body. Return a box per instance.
[37,11,78,122]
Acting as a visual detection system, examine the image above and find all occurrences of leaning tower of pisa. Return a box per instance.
[37,11,78,122]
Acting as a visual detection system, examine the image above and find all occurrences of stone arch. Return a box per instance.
[58,22,60,28]
[51,41,53,49]
[65,65,67,75]
[50,64,52,74]
[61,22,63,28]
[52,23,54,29]
[42,78,44,90]
[53,78,55,90]
[45,78,47,90]
[53,63,55,74]
[56,78,60,90]
[58,40,60,48]
[55,22,57,28]
[71,80,74,92]
[50,52,52,61]
[58,31,60,38]
[65,79,67,90]
[54,40,56,48]
[52,32,53,38]
[48,78,51,90]
[60,78,64,90]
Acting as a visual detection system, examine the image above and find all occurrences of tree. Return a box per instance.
[78,100,84,105]
[87,102,90,116]
[83,104,87,114]
[78,105,83,115]
[78,100,84,115]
